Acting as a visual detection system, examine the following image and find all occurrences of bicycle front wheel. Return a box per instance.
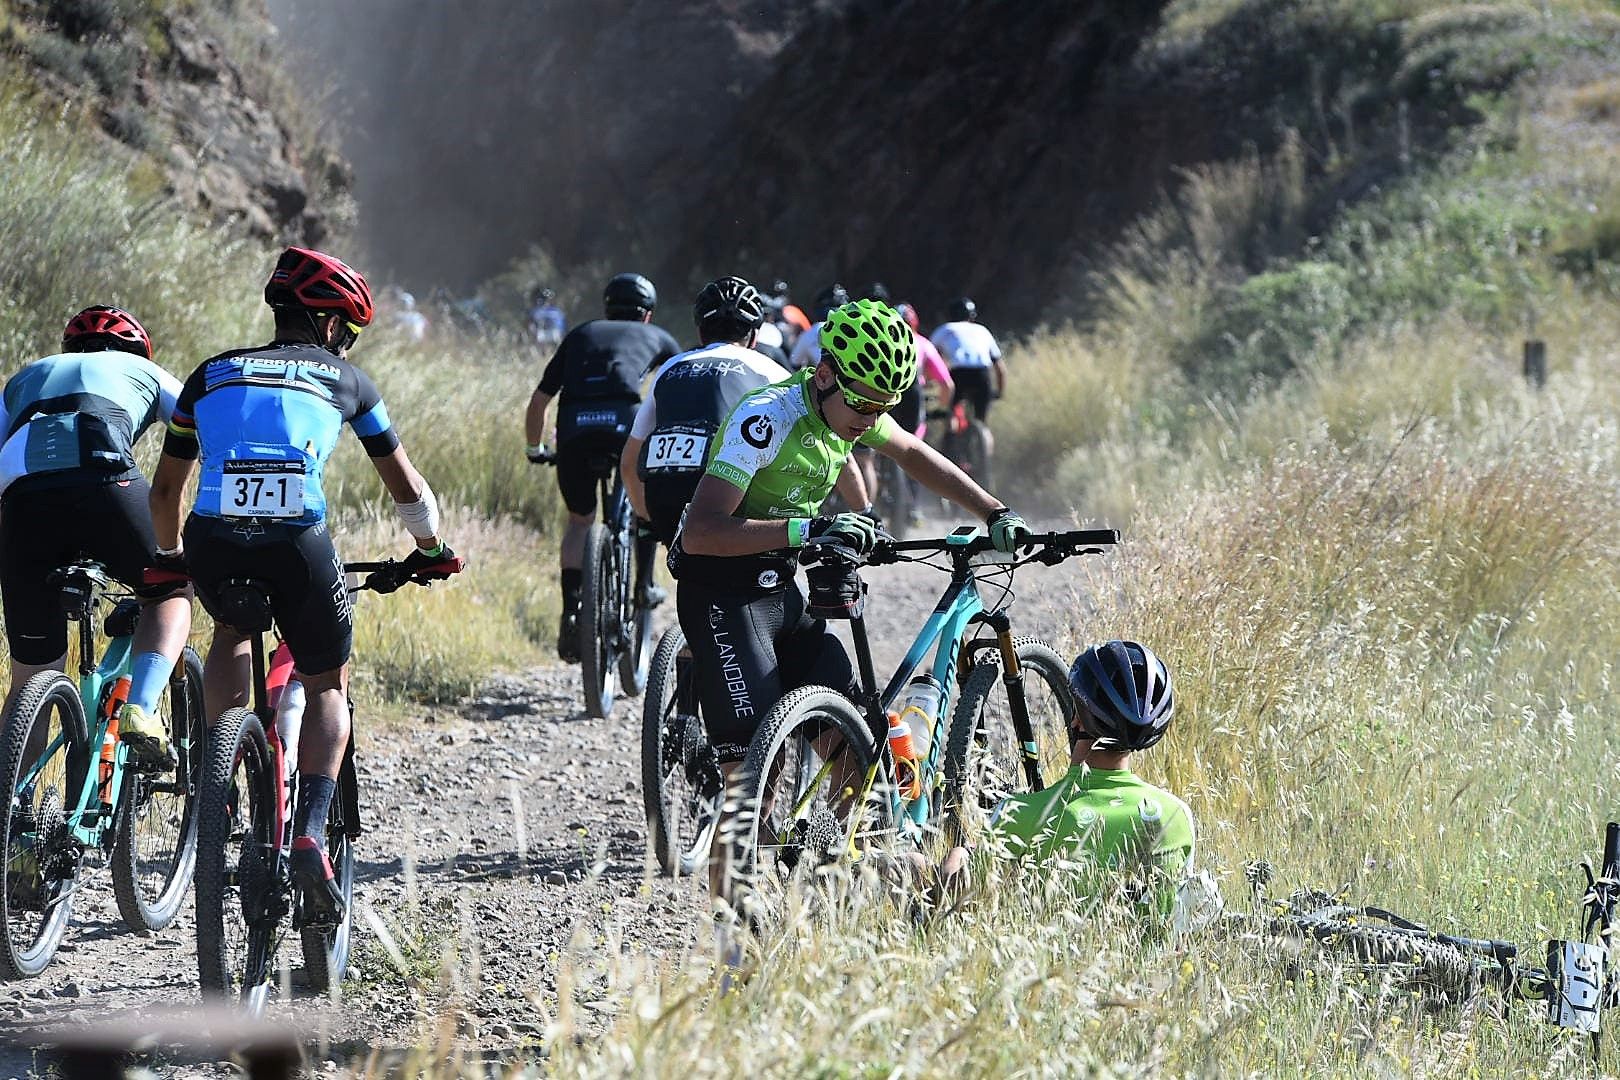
[943,639,1076,833]
[1241,912,1494,1001]
[113,645,205,932]
[641,627,718,877]
[579,522,618,718]
[195,707,278,1011]
[722,686,886,924]
[0,673,88,979]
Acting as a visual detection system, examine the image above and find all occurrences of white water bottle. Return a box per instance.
[276,679,306,796]
[895,674,943,762]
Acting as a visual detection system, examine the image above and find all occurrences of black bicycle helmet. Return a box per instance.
[860,281,891,304]
[693,275,765,336]
[948,296,977,322]
[1068,640,1174,751]
[603,272,657,317]
[811,283,850,323]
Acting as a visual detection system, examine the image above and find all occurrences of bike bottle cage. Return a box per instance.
[215,578,275,634]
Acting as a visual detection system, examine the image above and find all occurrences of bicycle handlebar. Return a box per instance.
[344,557,464,595]
[869,527,1121,564]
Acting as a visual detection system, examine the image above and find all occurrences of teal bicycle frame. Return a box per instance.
[17,565,138,848]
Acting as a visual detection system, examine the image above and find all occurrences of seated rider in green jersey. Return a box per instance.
[674,298,1032,898]
[942,640,1195,917]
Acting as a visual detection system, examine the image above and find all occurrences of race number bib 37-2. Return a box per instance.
[645,431,709,471]
[223,460,306,519]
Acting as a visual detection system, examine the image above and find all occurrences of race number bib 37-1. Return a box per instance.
[223,460,306,518]
[645,431,709,471]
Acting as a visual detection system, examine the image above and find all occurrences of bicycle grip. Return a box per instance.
[1604,821,1619,878]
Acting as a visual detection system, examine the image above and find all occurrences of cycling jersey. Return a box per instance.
[0,351,180,496]
[930,321,1002,371]
[991,766,1195,889]
[537,318,679,431]
[702,369,897,521]
[163,343,400,525]
[630,342,789,544]
[787,322,823,370]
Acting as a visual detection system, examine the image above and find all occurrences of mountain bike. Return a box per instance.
[193,557,456,1011]
[722,526,1118,917]
[1231,823,1620,1059]
[940,403,992,491]
[0,562,203,979]
[532,450,655,717]
[640,625,721,877]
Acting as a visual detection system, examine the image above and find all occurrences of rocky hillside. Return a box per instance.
[0,0,350,244]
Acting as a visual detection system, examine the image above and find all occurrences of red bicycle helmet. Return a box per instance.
[62,306,152,359]
[264,246,374,327]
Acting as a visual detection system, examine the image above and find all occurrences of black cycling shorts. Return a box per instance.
[950,367,994,422]
[184,515,351,675]
[0,476,180,665]
[676,577,858,763]
[555,431,627,517]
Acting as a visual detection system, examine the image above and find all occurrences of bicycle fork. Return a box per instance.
[983,611,1046,793]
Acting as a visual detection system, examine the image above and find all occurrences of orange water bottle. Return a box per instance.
[100,674,131,790]
[887,714,921,801]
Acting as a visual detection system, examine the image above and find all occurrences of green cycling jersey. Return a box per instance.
[704,369,898,520]
[990,765,1195,913]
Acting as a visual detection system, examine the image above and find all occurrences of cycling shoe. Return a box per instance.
[290,836,345,929]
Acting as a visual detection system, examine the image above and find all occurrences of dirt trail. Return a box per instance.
[0,519,1097,1077]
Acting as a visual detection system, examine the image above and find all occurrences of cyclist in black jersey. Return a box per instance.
[525,272,679,661]
[151,247,462,920]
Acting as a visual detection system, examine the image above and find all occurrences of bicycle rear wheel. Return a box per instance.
[641,627,718,877]
[943,639,1076,834]
[112,645,204,932]
[959,421,992,489]
[301,747,356,996]
[579,522,619,718]
[723,686,887,924]
[0,673,88,979]
[195,707,278,1012]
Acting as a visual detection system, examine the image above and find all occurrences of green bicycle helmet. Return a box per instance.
[819,299,916,399]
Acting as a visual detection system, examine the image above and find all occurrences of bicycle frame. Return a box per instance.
[16,570,137,848]
[793,530,1074,845]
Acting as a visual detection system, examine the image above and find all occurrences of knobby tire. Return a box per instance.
[112,646,205,932]
[579,522,617,718]
[0,673,87,979]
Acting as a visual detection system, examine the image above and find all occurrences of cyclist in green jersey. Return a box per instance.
[942,640,1194,916]
[672,298,1030,895]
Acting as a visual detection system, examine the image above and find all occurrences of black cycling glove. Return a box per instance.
[403,542,464,580]
[808,512,879,555]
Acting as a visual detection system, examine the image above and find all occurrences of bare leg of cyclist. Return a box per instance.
[202,623,252,723]
[290,664,350,920]
[5,654,65,771]
[558,511,592,660]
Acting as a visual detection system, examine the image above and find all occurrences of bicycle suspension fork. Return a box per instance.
[983,610,1046,792]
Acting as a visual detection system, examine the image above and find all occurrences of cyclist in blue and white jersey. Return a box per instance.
[151,246,462,922]
[0,306,193,771]
[930,296,1004,423]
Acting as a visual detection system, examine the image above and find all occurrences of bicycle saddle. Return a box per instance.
[585,452,619,477]
[214,578,275,634]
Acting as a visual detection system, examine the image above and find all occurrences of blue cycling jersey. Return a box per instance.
[0,350,181,496]
[163,342,400,525]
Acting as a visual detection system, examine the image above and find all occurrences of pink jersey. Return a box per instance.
[913,331,952,438]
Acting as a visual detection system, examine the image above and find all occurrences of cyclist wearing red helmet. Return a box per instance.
[0,306,193,766]
[150,246,462,922]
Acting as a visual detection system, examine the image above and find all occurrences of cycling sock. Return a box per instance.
[294,774,337,840]
[126,651,173,715]
[561,568,582,613]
